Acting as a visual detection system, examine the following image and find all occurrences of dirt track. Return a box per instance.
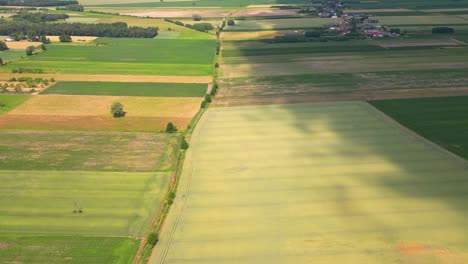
[0,74,212,83]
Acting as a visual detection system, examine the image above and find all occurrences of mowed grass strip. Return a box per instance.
[0,170,170,237]
[42,82,207,97]
[0,95,31,114]
[151,102,468,264]
[370,96,468,160]
[9,95,202,118]
[0,235,139,264]
[0,130,175,171]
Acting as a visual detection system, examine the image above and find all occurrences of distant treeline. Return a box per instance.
[12,11,69,22]
[0,21,158,38]
[0,0,78,6]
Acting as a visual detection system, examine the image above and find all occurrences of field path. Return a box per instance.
[149,110,210,263]
[0,74,212,84]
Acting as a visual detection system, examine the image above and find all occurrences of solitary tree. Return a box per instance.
[192,14,202,21]
[0,58,3,66]
[110,102,126,118]
[204,94,212,103]
[180,136,189,149]
[25,46,35,56]
[146,232,158,247]
[227,19,235,26]
[166,122,177,133]
[59,34,72,42]
[0,41,8,51]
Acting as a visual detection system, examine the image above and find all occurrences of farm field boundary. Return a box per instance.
[0,74,213,83]
[149,102,468,263]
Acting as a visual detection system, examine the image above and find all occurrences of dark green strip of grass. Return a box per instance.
[370,96,468,160]
[41,82,207,97]
[222,45,385,57]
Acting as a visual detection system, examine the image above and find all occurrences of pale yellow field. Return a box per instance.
[9,95,202,118]
[221,30,291,40]
[5,42,42,50]
[46,36,98,43]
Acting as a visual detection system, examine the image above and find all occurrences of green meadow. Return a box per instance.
[0,95,31,114]
[42,82,207,97]
[0,170,170,237]
[0,38,217,76]
[0,235,139,264]
[370,96,468,160]
[0,130,176,171]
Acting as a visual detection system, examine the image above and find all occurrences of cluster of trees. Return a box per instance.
[163,18,214,33]
[186,23,213,32]
[56,4,83,12]
[0,40,7,51]
[12,11,69,23]
[0,21,158,38]
[432,27,455,34]
[0,0,78,6]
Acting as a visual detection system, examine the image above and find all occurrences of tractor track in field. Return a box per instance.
[153,112,210,264]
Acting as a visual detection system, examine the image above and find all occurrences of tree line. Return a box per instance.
[0,21,158,38]
[0,0,78,6]
[12,11,69,22]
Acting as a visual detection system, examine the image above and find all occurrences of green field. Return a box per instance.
[377,15,468,26]
[151,102,468,264]
[0,38,216,76]
[0,130,176,171]
[225,17,342,31]
[0,95,30,114]
[0,49,25,62]
[370,96,468,160]
[0,235,139,264]
[0,170,170,236]
[42,82,207,97]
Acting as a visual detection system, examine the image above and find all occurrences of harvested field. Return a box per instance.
[42,82,207,97]
[46,36,97,43]
[0,115,191,132]
[0,170,170,236]
[217,69,468,103]
[232,8,300,17]
[0,73,212,83]
[221,30,292,40]
[5,41,42,50]
[225,17,342,31]
[9,95,202,118]
[0,130,175,171]
[151,102,468,264]
[380,41,462,48]
[122,10,231,18]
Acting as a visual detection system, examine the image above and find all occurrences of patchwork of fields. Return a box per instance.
[151,102,468,264]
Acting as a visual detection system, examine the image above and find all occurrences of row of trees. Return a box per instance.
[56,4,84,12]
[0,0,77,6]
[12,11,69,23]
[0,21,158,38]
